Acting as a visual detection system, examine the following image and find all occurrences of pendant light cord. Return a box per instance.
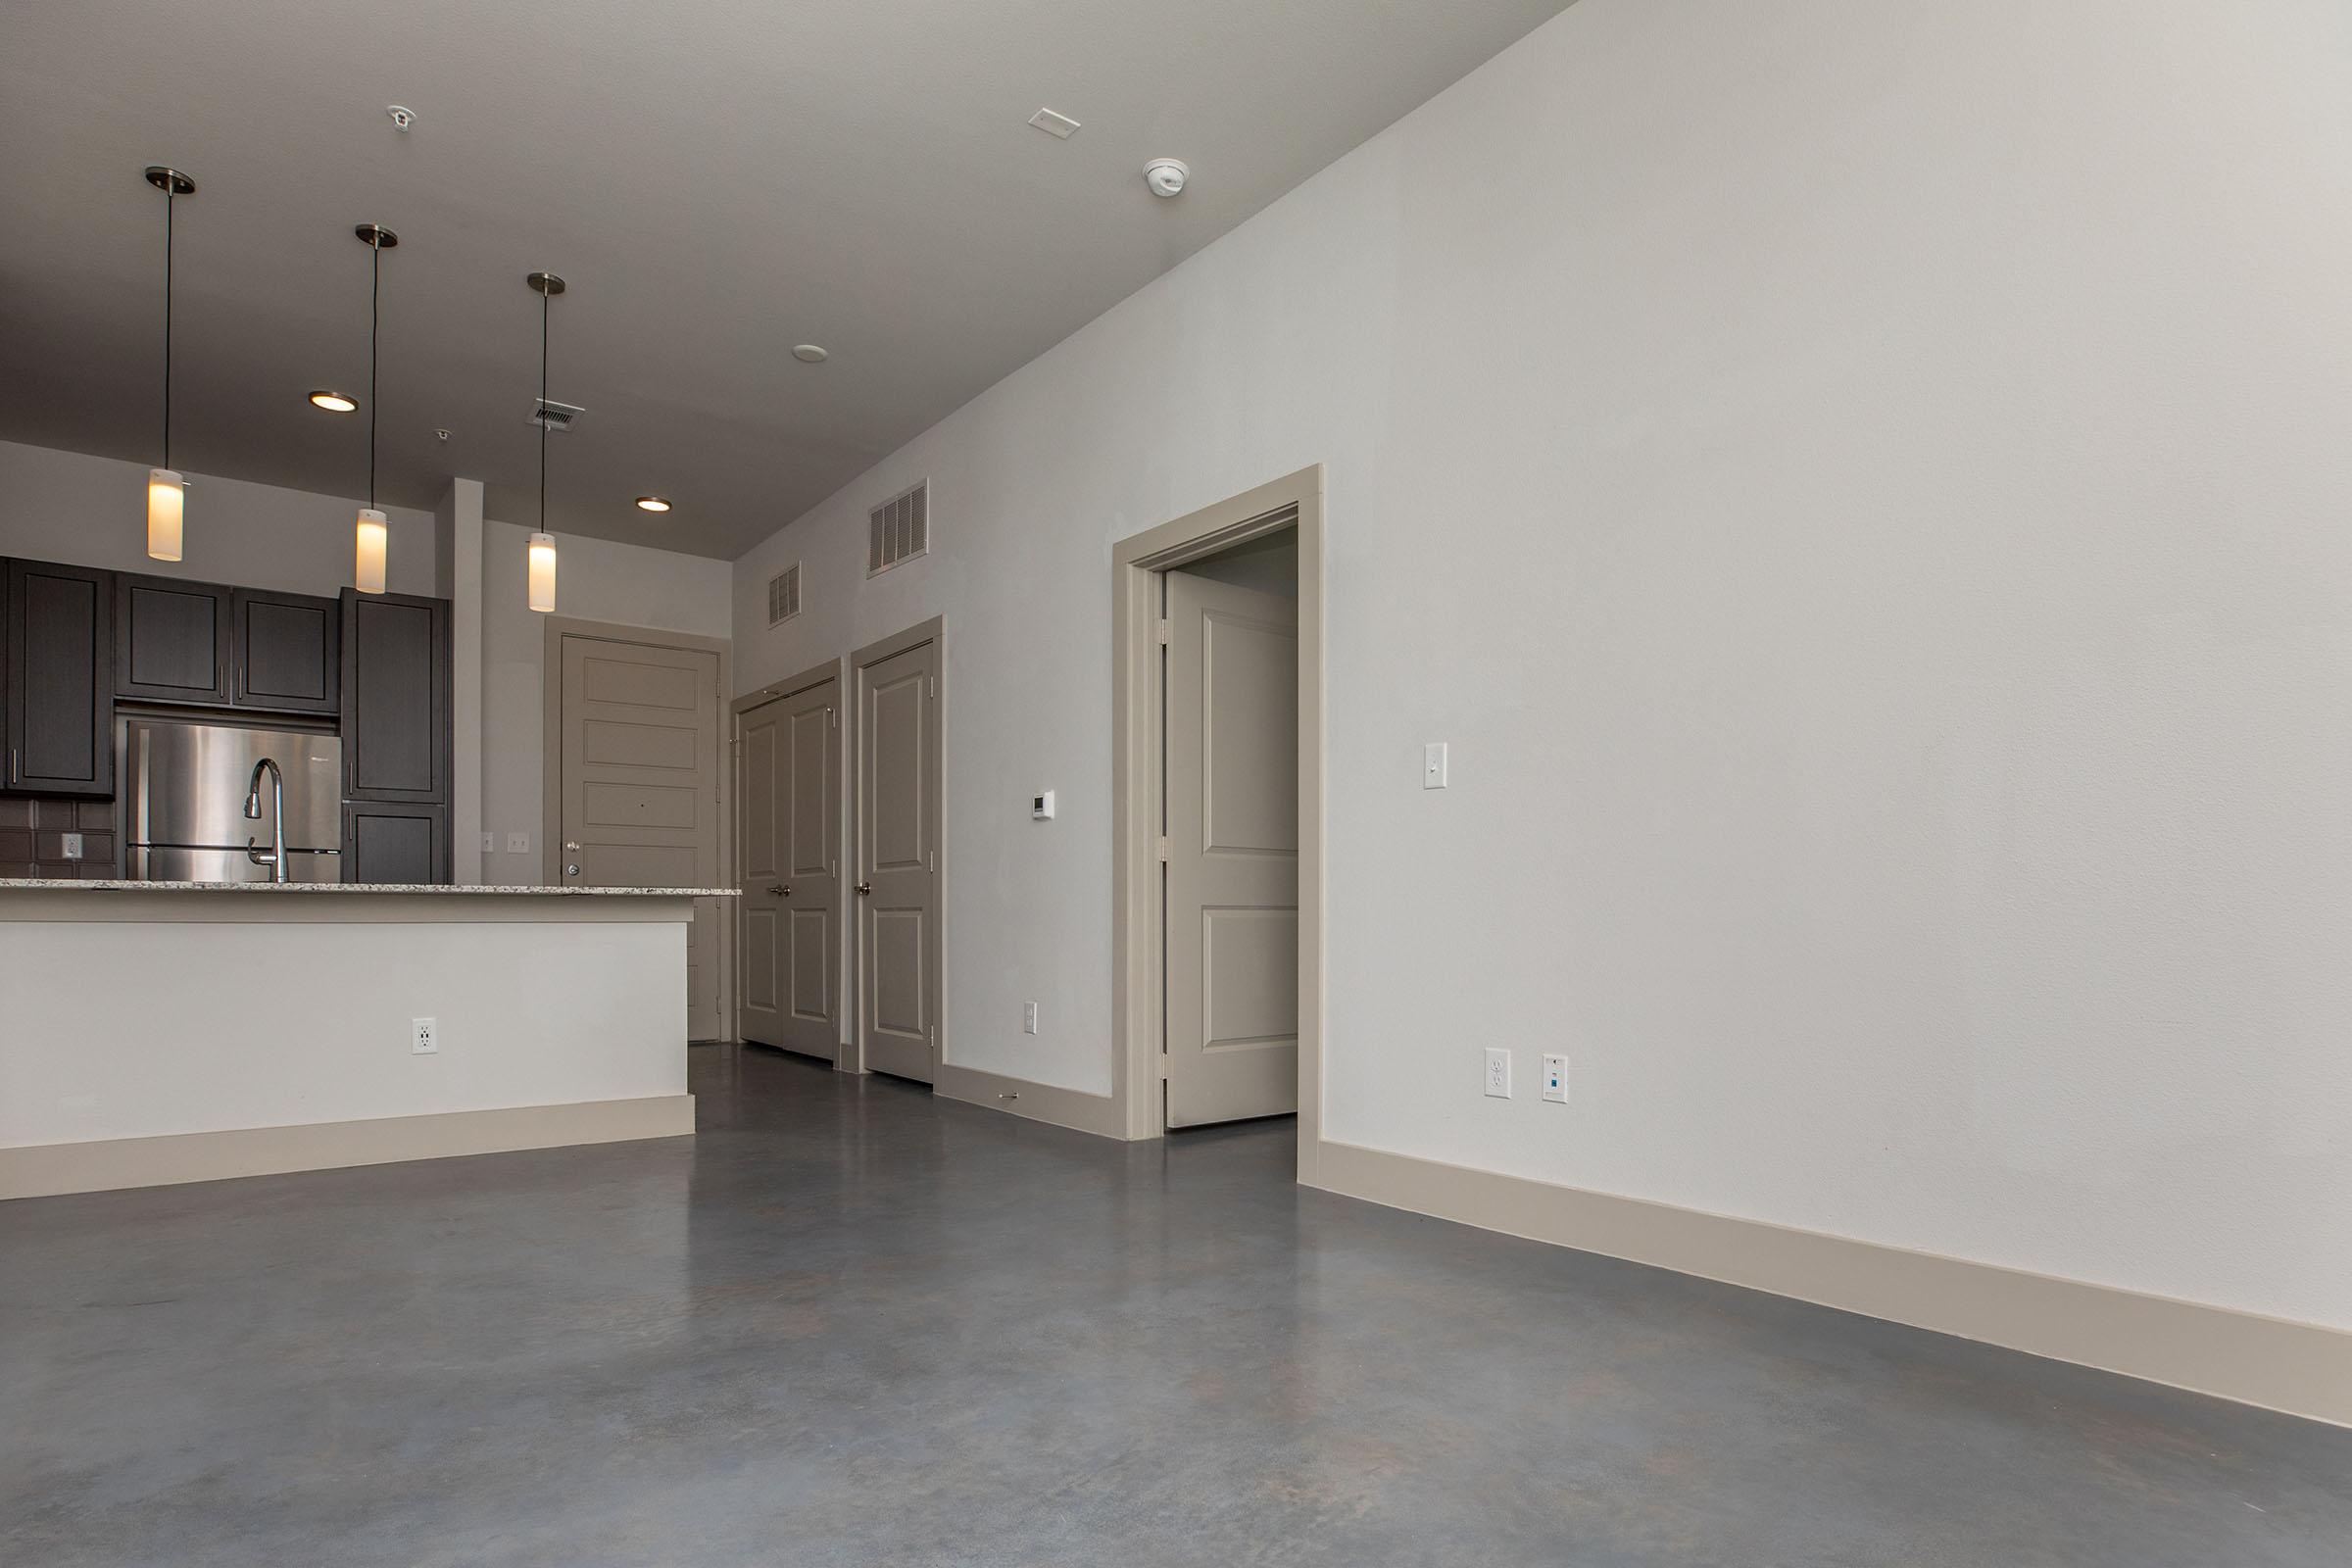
[368,237,380,509]
[538,285,550,531]
[162,185,173,470]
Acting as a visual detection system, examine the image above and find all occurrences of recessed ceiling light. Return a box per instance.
[634,495,671,513]
[1028,107,1081,139]
[792,344,828,364]
[310,390,358,413]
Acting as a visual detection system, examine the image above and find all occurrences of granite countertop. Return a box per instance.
[0,880,739,896]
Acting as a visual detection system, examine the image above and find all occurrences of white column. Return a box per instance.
[434,479,486,883]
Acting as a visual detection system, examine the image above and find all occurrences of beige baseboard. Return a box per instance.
[0,1095,697,1200]
[934,1062,1126,1140]
[1311,1138,2351,1428]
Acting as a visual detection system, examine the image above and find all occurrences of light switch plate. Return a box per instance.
[506,832,530,854]
[479,832,495,854]
[1424,743,1448,790]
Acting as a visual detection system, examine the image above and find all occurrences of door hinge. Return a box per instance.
[928,675,937,700]
[1155,618,1170,646]
[1156,835,1169,862]
[829,705,837,728]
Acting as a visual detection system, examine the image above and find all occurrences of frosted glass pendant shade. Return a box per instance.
[355,509,388,594]
[146,468,184,561]
[527,531,557,612]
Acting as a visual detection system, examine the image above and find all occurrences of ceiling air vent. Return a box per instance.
[767,563,802,626]
[868,480,929,575]
[530,397,586,431]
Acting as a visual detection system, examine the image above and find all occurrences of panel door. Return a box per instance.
[234,589,340,714]
[115,573,233,705]
[5,560,114,798]
[560,634,723,1041]
[738,677,840,1060]
[855,640,939,1083]
[1163,569,1298,1127]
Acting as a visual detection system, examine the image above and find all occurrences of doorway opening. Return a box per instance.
[1111,467,1325,1178]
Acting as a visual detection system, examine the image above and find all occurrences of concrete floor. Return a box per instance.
[3,1047,2346,1566]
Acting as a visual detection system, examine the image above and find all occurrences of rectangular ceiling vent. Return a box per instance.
[530,398,587,432]
[766,563,802,626]
[868,480,929,575]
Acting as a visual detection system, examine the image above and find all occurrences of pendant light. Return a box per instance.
[525,270,565,613]
[143,166,195,561]
[353,224,399,594]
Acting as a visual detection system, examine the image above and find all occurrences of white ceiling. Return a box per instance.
[0,0,1571,560]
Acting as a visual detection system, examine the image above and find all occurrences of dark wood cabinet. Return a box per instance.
[4,559,114,797]
[343,799,449,884]
[339,588,450,805]
[114,574,234,704]
[233,589,339,714]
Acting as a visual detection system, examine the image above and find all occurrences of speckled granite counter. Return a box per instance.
[0,879,736,895]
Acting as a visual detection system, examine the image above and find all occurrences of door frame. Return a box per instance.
[846,615,947,1078]
[730,656,846,1057]
[1111,465,1325,1175]
[539,614,735,1041]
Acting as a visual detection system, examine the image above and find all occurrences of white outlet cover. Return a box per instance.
[412,1017,438,1054]
[61,832,84,859]
[1023,1002,1039,1035]
[506,832,530,854]
[1484,1046,1511,1098]
[1542,1054,1569,1103]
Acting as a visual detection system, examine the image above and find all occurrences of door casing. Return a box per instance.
[845,616,946,1079]
[732,658,845,1062]
[539,615,734,1041]
[1111,466,1325,1171]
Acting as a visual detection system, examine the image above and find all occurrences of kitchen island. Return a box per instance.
[0,880,736,1200]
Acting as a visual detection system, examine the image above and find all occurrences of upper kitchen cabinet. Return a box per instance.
[4,559,115,797]
[114,573,233,705]
[339,588,450,804]
[232,589,339,714]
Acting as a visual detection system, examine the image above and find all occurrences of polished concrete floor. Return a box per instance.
[4,1046,2347,1566]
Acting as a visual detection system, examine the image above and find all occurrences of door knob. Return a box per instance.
[566,863,580,877]
[855,882,873,897]
[767,883,789,896]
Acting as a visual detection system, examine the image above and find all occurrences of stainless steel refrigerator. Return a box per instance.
[122,718,344,882]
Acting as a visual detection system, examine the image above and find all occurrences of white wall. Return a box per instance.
[0,438,437,597]
[480,519,733,880]
[735,0,2352,1332]
[0,910,686,1146]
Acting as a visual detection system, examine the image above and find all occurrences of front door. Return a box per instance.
[855,636,940,1083]
[1163,568,1298,1127]
[558,633,724,1041]
[738,676,840,1060]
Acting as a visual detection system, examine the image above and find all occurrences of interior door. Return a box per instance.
[738,676,840,1061]
[558,633,724,1041]
[855,637,940,1083]
[1164,568,1298,1127]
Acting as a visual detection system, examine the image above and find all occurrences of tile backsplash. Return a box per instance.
[0,798,116,879]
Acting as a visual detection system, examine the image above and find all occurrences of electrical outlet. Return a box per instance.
[1023,1001,1039,1035]
[506,832,530,855]
[412,1017,438,1054]
[1542,1054,1569,1104]
[61,832,84,859]
[1484,1047,1511,1099]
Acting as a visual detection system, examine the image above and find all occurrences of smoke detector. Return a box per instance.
[1144,159,1189,198]
[386,105,416,131]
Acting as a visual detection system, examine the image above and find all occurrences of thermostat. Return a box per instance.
[1032,791,1056,820]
